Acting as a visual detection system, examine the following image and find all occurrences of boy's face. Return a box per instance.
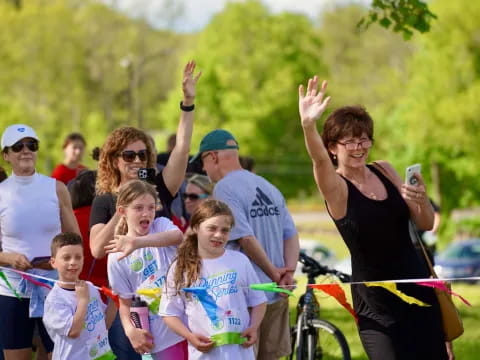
[50,245,84,283]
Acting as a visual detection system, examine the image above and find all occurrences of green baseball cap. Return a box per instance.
[190,129,239,163]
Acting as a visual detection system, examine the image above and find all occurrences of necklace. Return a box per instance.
[348,177,379,200]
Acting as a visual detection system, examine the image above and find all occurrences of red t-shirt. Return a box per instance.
[75,206,109,288]
[51,163,86,184]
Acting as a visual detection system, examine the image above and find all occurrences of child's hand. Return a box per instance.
[188,333,215,353]
[241,326,258,347]
[75,280,89,302]
[126,327,154,354]
[105,235,137,260]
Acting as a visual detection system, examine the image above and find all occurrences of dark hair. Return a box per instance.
[0,166,7,183]
[91,147,100,161]
[68,170,96,209]
[239,156,255,172]
[51,232,83,257]
[321,105,374,166]
[63,133,86,149]
[173,200,234,295]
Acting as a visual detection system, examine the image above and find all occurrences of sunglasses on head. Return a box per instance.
[10,140,39,153]
[182,193,209,201]
[120,149,148,163]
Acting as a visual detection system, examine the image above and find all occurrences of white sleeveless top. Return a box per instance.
[0,172,61,297]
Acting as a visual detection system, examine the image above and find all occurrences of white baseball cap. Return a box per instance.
[1,124,39,149]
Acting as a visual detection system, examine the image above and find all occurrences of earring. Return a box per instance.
[333,154,337,160]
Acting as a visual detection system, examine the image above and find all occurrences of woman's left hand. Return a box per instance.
[104,235,137,260]
[401,173,427,204]
[182,60,202,100]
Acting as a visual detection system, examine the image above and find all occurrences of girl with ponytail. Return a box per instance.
[106,180,187,359]
[160,199,268,359]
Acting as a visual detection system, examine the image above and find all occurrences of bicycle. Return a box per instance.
[290,251,352,360]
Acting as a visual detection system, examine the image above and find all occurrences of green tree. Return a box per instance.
[160,0,326,196]
[379,0,480,215]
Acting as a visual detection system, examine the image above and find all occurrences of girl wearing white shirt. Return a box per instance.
[160,200,267,360]
[106,180,186,359]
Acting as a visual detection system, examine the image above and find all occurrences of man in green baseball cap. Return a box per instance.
[190,129,239,164]
[192,128,299,359]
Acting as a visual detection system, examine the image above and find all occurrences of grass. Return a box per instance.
[289,212,480,359]
[287,277,479,359]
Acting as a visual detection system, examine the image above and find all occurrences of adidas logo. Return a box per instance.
[250,187,280,218]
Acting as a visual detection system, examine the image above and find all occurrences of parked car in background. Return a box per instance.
[434,238,480,282]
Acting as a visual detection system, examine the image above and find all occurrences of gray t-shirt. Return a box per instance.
[214,169,297,303]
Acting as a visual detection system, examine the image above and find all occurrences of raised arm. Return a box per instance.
[162,60,202,196]
[299,77,347,219]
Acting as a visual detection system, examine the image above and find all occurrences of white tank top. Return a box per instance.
[0,172,61,297]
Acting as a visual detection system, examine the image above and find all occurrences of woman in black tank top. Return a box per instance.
[298,77,452,360]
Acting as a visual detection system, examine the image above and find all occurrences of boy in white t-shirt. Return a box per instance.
[43,232,115,360]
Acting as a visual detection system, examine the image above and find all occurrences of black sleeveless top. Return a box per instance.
[331,165,439,327]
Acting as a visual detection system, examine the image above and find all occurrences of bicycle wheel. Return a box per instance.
[291,318,351,360]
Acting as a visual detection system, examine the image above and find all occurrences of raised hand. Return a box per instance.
[182,60,202,100]
[299,76,331,127]
[105,235,137,260]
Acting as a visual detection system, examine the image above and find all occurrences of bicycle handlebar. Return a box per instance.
[298,251,351,283]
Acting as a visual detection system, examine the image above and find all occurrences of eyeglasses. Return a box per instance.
[119,149,148,163]
[337,139,372,151]
[10,140,39,153]
[183,193,209,201]
[201,151,217,162]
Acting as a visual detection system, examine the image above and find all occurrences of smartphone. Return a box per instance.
[405,164,421,186]
[31,256,51,266]
[138,168,156,184]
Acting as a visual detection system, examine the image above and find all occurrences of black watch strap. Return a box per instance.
[180,101,195,112]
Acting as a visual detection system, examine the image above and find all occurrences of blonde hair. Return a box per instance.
[173,199,234,294]
[187,174,213,195]
[115,180,158,236]
[96,127,156,195]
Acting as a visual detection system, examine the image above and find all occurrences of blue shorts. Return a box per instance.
[0,295,53,352]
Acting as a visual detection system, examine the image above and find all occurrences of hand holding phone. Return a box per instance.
[138,168,156,184]
[405,164,421,186]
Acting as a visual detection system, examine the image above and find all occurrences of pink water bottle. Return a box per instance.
[130,297,150,333]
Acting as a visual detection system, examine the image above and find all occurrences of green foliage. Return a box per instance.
[0,0,185,173]
[359,0,437,40]
[160,0,326,197]
[378,0,480,213]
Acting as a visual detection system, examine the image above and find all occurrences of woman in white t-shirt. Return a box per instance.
[0,124,80,360]
[106,180,186,359]
[160,200,268,360]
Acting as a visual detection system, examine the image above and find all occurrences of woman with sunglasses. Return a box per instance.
[0,124,80,360]
[184,174,213,219]
[89,60,201,360]
[298,77,452,360]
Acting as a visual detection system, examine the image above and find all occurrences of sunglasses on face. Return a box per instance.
[10,140,39,153]
[119,149,148,163]
[182,193,209,201]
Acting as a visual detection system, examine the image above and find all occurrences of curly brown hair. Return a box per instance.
[321,105,374,166]
[96,127,156,194]
[172,199,234,295]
